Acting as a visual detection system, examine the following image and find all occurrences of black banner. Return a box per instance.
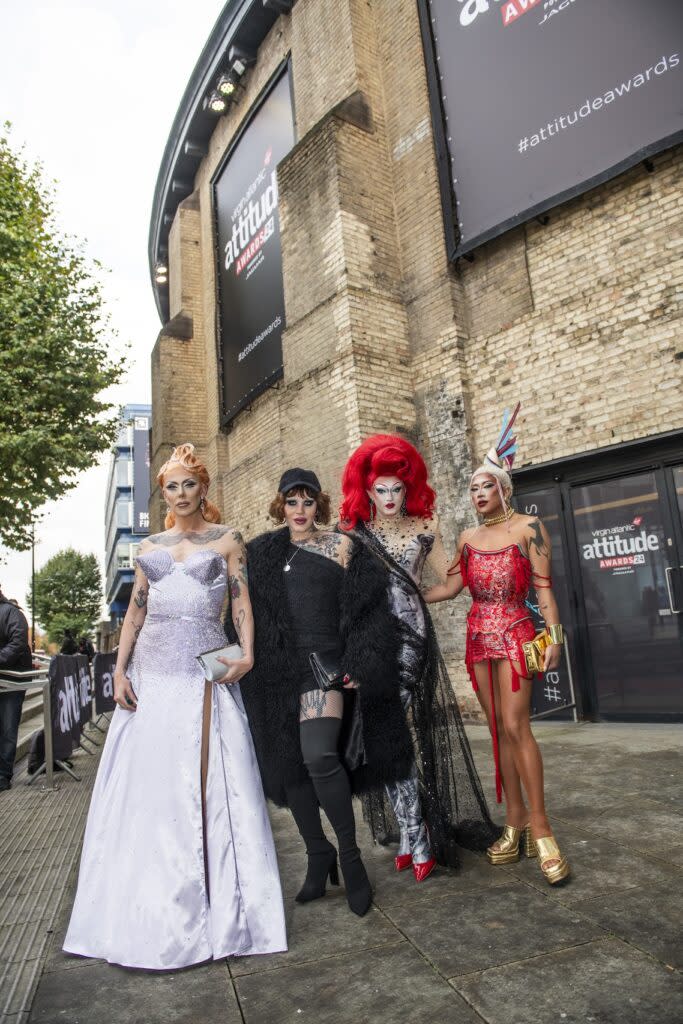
[49,654,91,761]
[514,488,575,718]
[93,651,116,714]
[213,66,295,425]
[421,0,683,257]
[133,415,150,534]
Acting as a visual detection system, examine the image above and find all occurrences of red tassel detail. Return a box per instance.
[487,661,503,804]
[466,653,479,692]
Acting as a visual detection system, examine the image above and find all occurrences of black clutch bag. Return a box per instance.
[309,651,345,691]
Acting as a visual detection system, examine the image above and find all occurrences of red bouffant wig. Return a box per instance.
[339,434,436,530]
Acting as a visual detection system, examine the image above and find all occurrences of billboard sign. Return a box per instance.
[420,0,683,258]
[213,67,295,425]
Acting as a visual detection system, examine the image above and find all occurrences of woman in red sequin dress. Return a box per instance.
[425,408,570,885]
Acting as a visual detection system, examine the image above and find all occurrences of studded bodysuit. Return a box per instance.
[462,543,537,690]
[460,543,538,803]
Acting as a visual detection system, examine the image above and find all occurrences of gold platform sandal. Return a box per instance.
[530,834,570,885]
[487,824,535,865]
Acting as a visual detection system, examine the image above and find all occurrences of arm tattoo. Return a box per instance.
[234,608,246,644]
[228,575,241,600]
[133,586,147,608]
[148,526,230,547]
[238,556,249,587]
[126,622,142,669]
[528,519,549,558]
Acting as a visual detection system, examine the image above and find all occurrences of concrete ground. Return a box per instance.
[3,721,682,1024]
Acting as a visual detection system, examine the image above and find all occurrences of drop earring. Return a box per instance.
[369,498,376,522]
[200,497,206,517]
[400,497,407,516]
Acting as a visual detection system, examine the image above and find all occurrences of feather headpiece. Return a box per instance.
[484,402,521,472]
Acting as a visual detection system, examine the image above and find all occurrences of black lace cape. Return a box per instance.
[354,524,499,867]
[235,527,415,807]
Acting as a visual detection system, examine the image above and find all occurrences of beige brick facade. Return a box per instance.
[150,0,683,716]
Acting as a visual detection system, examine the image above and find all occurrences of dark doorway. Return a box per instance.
[514,432,683,721]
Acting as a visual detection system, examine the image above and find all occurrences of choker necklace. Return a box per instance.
[483,507,514,527]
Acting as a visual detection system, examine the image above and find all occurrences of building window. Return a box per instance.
[117,423,134,448]
[116,499,132,528]
[116,540,137,569]
[116,458,133,487]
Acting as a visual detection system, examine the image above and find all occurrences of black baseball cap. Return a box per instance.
[278,468,322,495]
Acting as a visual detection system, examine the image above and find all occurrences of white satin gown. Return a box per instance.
[64,548,287,969]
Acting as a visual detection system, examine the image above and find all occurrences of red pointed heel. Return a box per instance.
[412,857,437,882]
[394,853,412,872]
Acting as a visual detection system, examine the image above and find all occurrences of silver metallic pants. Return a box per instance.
[384,683,431,864]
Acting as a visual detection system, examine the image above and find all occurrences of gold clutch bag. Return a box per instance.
[522,630,550,675]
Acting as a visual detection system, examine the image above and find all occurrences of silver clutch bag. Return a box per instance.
[196,643,243,682]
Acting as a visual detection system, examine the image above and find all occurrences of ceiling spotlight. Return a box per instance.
[155,263,168,284]
[228,44,257,77]
[204,90,227,115]
[217,74,236,97]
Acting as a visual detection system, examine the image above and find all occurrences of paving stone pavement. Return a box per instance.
[2,722,681,1024]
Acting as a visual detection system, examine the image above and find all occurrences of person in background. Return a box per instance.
[0,587,32,791]
[78,636,95,663]
[60,629,78,655]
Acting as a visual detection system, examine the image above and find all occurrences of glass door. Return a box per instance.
[515,486,577,719]
[570,469,683,716]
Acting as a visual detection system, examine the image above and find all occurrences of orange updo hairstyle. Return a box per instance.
[157,443,222,530]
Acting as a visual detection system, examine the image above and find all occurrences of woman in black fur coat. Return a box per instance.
[235,468,413,917]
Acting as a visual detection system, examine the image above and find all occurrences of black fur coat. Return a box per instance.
[233,527,414,807]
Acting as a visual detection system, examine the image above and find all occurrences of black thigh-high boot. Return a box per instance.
[300,717,372,917]
[284,777,339,903]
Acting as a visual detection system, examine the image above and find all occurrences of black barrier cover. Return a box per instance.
[49,654,90,761]
[78,657,91,731]
[93,651,117,714]
[133,415,150,534]
[514,489,574,718]
[421,0,683,258]
[213,66,295,426]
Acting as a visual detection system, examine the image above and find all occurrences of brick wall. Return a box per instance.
[151,0,683,715]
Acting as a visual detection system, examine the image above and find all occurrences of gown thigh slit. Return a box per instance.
[63,547,286,970]
[200,679,212,900]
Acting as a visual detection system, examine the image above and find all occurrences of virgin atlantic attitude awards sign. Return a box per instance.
[419,0,683,258]
[213,67,295,426]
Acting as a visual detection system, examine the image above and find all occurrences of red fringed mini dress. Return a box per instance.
[458,543,540,803]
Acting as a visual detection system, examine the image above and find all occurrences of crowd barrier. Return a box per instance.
[0,650,117,790]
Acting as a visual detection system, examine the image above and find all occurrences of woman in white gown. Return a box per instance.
[64,443,286,970]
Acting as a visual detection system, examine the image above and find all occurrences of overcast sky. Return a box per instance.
[0,0,223,620]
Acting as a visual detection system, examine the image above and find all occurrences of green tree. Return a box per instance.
[0,125,125,550]
[28,548,102,645]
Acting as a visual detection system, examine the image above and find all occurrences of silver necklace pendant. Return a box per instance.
[283,564,291,572]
